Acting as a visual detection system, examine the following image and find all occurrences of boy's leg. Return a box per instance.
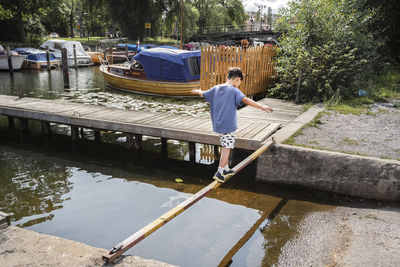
[213,133,236,182]
[219,147,231,168]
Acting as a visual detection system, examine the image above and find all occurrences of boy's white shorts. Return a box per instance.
[219,132,236,149]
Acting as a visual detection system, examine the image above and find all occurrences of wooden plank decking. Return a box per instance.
[0,95,304,150]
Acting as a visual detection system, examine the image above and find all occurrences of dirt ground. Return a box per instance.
[0,226,175,267]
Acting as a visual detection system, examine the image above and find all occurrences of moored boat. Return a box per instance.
[86,51,104,65]
[39,39,93,67]
[14,48,60,69]
[100,48,201,96]
[0,45,26,70]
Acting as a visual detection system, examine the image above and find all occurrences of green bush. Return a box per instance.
[271,0,378,103]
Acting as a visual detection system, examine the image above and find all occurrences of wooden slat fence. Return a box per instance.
[200,45,276,96]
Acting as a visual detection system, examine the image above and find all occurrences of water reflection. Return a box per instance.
[0,149,72,224]
[0,145,281,267]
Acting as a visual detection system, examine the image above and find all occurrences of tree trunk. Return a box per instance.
[16,10,25,43]
[70,0,74,38]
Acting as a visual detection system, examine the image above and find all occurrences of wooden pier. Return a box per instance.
[0,94,304,153]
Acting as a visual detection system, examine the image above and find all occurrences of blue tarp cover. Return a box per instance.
[117,43,156,52]
[132,48,201,82]
[14,48,57,61]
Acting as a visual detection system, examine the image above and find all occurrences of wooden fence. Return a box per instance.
[200,45,276,97]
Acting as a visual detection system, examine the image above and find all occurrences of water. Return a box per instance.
[0,68,337,266]
[0,68,210,117]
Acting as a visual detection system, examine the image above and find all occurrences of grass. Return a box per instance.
[327,69,400,114]
[371,70,400,101]
[340,137,360,146]
[327,97,373,115]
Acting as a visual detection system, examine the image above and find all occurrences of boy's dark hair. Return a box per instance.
[227,67,243,80]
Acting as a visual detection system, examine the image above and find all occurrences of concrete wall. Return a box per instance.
[256,144,400,202]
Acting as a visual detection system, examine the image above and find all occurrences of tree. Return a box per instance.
[105,0,166,40]
[272,0,377,102]
[355,0,400,65]
[267,7,272,27]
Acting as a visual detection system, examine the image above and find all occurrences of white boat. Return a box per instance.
[0,45,26,70]
[39,39,93,67]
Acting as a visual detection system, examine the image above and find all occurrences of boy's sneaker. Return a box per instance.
[213,171,226,183]
[222,169,235,179]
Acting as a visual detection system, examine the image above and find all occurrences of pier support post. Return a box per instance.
[80,127,84,139]
[214,145,219,160]
[41,121,51,136]
[126,133,134,150]
[108,48,113,65]
[61,48,70,88]
[18,118,28,132]
[161,138,168,157]
[125,44,129,59]
[7,116,14,128]
[46,46,51,71]
[6,47,13,74]
[73,44,78,69]
[71,126,79,141]
[94,130,101,142]
[134,134,143,151]
[189,142,196,163]
[18,86,23,99]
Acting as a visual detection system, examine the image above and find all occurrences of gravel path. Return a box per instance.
[292,102,400,160]
[277,205,400,267]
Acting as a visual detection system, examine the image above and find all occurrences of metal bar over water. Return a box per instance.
[102,138,275,263]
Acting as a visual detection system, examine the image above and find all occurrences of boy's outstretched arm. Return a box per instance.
[242,97,274,112]
[191,89,204,97]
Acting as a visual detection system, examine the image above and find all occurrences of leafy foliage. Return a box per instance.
[272,0,378,103]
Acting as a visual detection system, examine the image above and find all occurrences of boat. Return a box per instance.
[39,39,93,67]
[100,48,201,96]
[14,48,60,69]
[86,51,104,65]
[0,45,26,70]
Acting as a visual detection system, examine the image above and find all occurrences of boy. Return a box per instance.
[191,67,273,182]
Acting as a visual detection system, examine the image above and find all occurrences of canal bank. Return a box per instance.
[0,225,174,266]
[253,101,400,202]
[256,144,400,201]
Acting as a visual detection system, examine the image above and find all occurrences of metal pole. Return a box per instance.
[61,48,70,88]
[102,138,275,263]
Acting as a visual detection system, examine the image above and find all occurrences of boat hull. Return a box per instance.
[22,59,60,69]
[100,64,200,97]
[0,55,26,70]
[86,52,104,65]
